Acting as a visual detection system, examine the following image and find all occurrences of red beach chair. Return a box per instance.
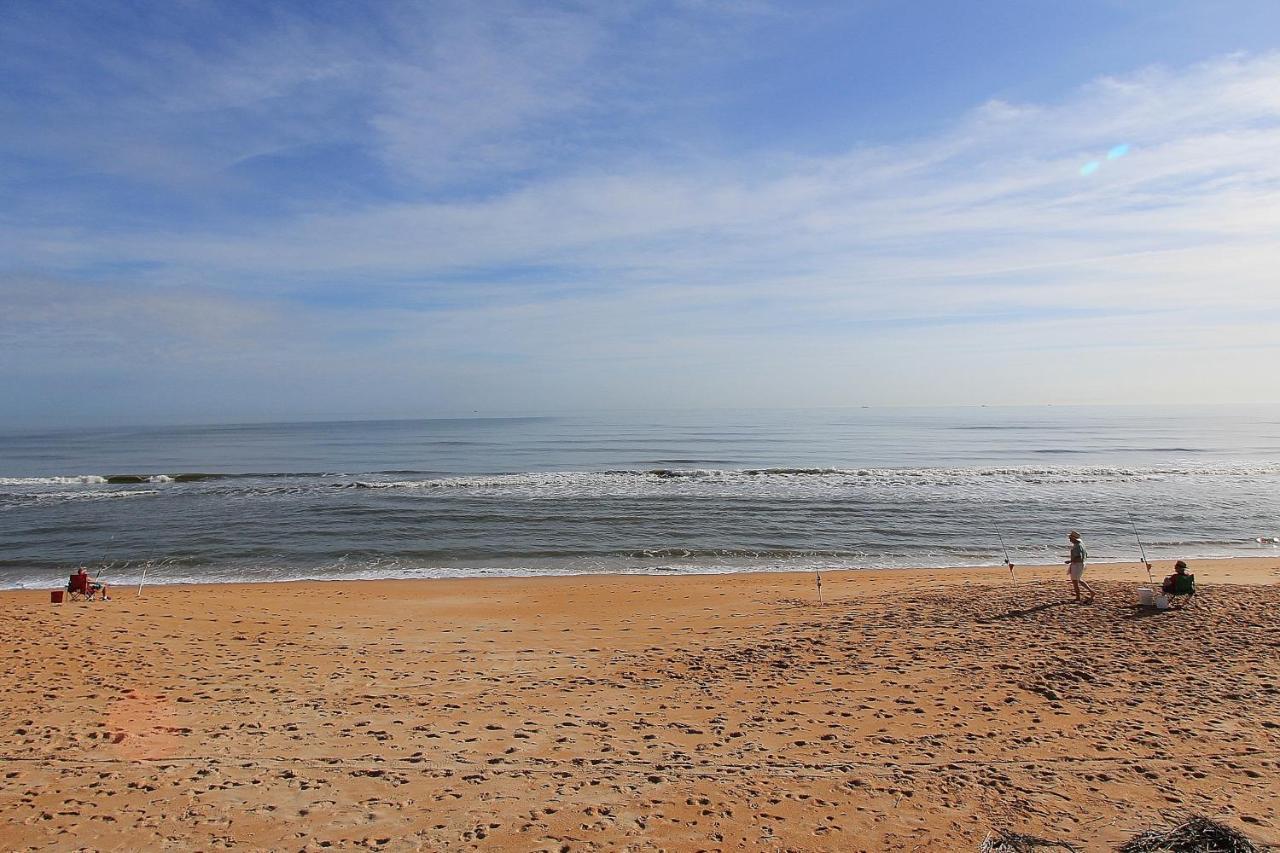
[67,572,96,601]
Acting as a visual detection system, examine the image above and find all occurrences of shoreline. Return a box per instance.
[3,557,1277,850]
[6,553,1280,594]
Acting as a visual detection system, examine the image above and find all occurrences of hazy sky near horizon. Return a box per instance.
[3,1,1280,427]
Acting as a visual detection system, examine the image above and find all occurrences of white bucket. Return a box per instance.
[1137,587,1154,606]
[1154,594,1171,610]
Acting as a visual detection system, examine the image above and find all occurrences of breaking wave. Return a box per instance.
[5,462,1280,499]
[0,475,111,485]
[347,463,1280,497]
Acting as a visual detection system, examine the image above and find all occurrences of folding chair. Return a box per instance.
[1164,572,1196,608]
[67,573,96,601]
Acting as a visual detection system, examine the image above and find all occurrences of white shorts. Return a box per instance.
[1068,562,1085,580]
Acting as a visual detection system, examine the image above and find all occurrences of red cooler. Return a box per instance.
[50,590,64,604]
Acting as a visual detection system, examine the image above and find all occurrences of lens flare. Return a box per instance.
[1107,143,1130,159]
[107,691,181,760]
[1079,160,1100,176]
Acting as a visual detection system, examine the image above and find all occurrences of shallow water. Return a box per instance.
[3,405,1279,588]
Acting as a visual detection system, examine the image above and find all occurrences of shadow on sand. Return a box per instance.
[1123,604,1177,620]
[979,600,1074,623]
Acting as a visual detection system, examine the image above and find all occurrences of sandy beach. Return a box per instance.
[2,559,1277,851]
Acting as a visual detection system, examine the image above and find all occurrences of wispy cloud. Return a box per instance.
[1,2,1278,421]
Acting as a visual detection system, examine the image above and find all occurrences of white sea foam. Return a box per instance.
[349,463,1280,500]
[0,475,108,485]
[3,463,1279,506]
[0,489,160,510]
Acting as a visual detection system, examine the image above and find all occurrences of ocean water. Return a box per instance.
[3,406,1280,589]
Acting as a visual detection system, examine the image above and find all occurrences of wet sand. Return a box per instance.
[2,559,1278,851]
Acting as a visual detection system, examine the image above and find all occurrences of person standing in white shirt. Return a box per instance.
[1066,530,1094,603]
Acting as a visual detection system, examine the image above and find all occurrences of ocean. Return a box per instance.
[3,406,1279,589]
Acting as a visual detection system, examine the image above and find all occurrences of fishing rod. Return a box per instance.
[1128,513,1154,585]
[137,558,171,598]
[137,556,181,598]
[996,530,1016,582]
[99,535,115,578]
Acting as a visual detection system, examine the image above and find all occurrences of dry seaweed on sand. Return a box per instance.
[980,828,1079,852]
[1118,814,1263,853]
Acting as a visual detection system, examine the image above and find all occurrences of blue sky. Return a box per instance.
[2,1,1279,426]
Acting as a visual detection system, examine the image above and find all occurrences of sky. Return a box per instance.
[2,0,1279,427]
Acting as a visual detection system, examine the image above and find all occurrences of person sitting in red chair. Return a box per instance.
[69,567,110,601]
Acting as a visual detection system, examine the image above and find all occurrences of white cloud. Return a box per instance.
[3,37,1280,416]
[23,54,1279,297]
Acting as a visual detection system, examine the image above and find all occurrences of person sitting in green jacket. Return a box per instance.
[1161,560,1195,598]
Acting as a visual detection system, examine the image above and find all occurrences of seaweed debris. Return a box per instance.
[980,828,1079,852]
[1118,814,1264,853]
